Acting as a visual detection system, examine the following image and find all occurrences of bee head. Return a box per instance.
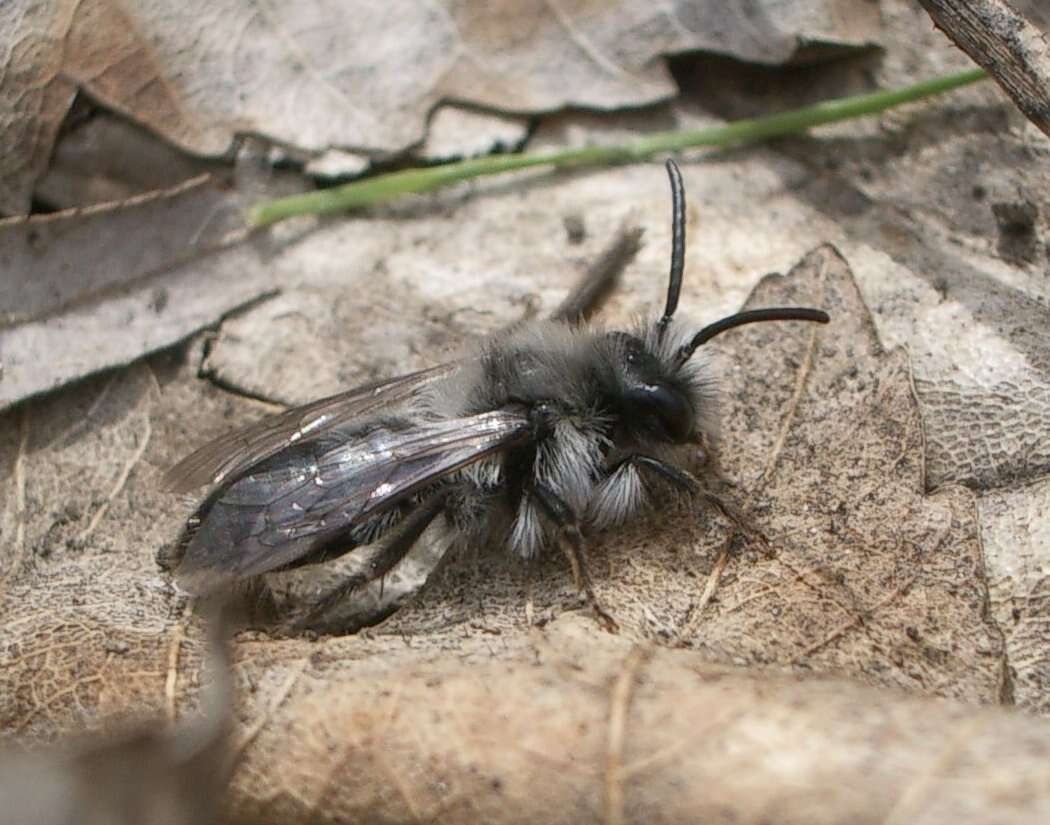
[601,160,830,448]
[606,331,696,444]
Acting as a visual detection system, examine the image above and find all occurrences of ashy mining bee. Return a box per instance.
[164,161,828,630]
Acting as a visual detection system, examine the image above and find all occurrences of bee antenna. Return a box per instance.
[676,307,830,364]
[656,159,686,336]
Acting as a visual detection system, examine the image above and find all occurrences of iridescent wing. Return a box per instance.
[176,409,529,592]
[162,362,460,493]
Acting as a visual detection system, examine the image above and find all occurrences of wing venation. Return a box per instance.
[175,409,529,590]
[162,361,459,493]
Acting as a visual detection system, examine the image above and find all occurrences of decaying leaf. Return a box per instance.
[329,246,1001,704]
[715,5,1048,711]
[0,362,182,737]
[228,242,1008,703]
[1,0,879,214]
[206,247,1014,824]
[977,480,1050,714]
[0,242,1023,823]
[3,2,1049,820]
[0,622,230,825]
[0,169,313,410]
[0,2,75,216]
[33,110,217,211]
[222,624,1049,825]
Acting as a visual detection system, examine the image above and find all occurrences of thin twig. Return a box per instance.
[164,605,189,723]
[230,656,310,768]
[2,406,30,590]
[680,533,733,639]
[606,646,652,825]
[78,414,152,542]
[918,0,1050,138]
[759,259,827,483]
[794,574,919,663]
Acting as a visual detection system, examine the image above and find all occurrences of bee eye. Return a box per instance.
[624,384,693,443]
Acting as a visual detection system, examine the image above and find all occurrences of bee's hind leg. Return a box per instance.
[291,493,449,635]
[529,484,619,633]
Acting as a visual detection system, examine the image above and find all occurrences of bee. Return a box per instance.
[163,161,829,631]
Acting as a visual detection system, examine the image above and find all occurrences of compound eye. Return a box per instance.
[624,384,693,443]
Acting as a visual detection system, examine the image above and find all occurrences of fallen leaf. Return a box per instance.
[4,6,1050,812]
[0,171,310,410]
[221,627,1050,825]
[33,109,216,211]
[0,1,75,216]
[342,246,1002,705]
[417,106,530,163]
[0,240,1027,823]
[1,0,879,213]
[0,623,230,825]
[977,480,1050,713]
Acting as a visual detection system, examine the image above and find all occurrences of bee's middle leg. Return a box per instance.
[529,483,619,633]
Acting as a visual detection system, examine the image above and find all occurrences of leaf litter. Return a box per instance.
[2,0,1049,818]
[325,245,1003,703]
[0,238,1040,822]
[1,0,878,214]
[216,248,1014,823]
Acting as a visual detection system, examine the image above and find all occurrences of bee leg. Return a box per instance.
[291,494,449,634]
[622,455,768,547]
[549,224,644,324]
[529,484,620,633]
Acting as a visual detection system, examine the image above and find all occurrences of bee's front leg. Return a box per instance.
[619,454,768,548]
[529,484,619,633]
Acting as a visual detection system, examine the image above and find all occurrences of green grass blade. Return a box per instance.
[249,67,988,227]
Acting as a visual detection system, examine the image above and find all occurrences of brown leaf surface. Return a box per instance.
[0,167,313,409]
[3,5,1047,819]
[0,245,1021,823]
[1,0,878,213]
[339,246,1002,703]
[0,4,71,215]
[978,480,1050,714]
[0,626,230,825]
[222,628,1048,825]
[33,110,217,210]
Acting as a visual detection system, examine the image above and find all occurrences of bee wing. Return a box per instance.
[162,362,460,493]
[176,409,530,589]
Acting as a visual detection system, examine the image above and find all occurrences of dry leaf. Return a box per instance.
[0,624,230,825]
[33,110,216,211]
[321,246,1000,705]
[0,244,1022,824]
[207,247,1013,824]
[222,626,1049,825]
[3,4,1049,815]
[0,2,74,216]
[1,0,879,213]
[977,480,1050,714]
[0,169,312,410]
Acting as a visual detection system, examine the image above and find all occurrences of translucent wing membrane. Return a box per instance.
[176,409,530,591]
[162,362,460,493]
